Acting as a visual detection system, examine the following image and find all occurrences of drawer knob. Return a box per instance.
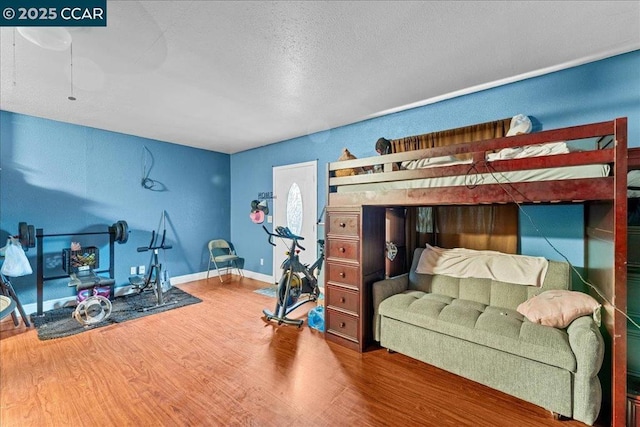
[339,222,346,228]
[340,297,346,303]
[339,322,346,328]
[339,272,345,278]
[339,247,345,253]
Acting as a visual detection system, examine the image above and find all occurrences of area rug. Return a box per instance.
[31,287,202,340]
[253,286,324,301]
[254,287,277,298]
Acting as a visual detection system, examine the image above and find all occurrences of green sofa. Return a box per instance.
[372,248,604,425]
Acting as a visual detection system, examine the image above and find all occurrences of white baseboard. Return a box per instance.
[170,269,274,286]
[169,271,210,285]
[22,269,275,318]
[235,270,275,285]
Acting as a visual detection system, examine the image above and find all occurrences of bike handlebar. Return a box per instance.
[137,245,173,252]
[263,225,277,247]
[137,229,173,252]
[262,225,305,251]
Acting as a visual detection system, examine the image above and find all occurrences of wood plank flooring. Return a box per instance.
[0,276,602,426]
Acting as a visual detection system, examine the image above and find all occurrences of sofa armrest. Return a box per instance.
[566,315,604,425]
[372,274,410,342]
[567,315,604,376]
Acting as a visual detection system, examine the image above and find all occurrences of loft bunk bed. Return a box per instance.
[325,117,629,426]
[329,118,627,206]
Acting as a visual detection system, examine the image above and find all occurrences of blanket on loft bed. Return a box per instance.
[400,141,572,170]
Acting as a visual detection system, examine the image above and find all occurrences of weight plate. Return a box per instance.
[117,220,129,244]
[112,222,121,242]
[116,222,123,243]
[18,222,28,247]
[120,221,129,244]
[27,225,35,248]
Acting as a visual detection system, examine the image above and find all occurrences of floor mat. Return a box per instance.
[253,286,324,301]
[31,287,201,340]
[253,287,277,298]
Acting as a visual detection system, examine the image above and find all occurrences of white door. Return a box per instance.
[272,160,317,280]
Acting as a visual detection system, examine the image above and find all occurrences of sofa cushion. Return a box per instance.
[379,291,576,372]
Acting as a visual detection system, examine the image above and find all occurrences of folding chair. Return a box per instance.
[207,239,243,282]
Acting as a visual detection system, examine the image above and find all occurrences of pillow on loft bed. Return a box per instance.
[517,290,601,329]
[506,114,532,136]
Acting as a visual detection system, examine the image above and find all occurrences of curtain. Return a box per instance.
[390,118,511,154]
[396,117,518,267]
[435,205,518,254]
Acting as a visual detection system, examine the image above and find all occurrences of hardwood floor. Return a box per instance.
[1,276,599,426]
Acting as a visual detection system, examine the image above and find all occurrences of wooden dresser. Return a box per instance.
[324,206,385,352]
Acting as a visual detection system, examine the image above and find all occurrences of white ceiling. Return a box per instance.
[1,1,639,154]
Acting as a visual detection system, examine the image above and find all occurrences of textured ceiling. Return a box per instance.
[1,1,639,154]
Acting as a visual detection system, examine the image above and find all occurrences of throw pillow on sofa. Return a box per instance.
[517,290,601,329]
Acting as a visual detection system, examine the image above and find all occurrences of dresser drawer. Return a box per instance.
[326,308,359,342]
[327,213,359,237]
[326,285,359,314]
[326,262,360,288]
[327,239,359,261]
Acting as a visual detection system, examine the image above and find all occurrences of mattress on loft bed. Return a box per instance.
[337,164,611,193]
[337,141,611,194]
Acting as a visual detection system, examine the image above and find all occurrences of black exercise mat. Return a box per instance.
[31,287,202,340]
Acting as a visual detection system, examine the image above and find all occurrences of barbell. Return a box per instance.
[17,220,129,248]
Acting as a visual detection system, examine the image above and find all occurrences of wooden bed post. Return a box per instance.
[587,118,628,425]
[612,117,628,426]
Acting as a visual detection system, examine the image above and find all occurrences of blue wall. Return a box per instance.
[231,50,640,277]
[0,112,230,305]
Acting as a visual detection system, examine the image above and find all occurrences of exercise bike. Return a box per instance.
[129,214,176,312]
[262,225,324,327]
